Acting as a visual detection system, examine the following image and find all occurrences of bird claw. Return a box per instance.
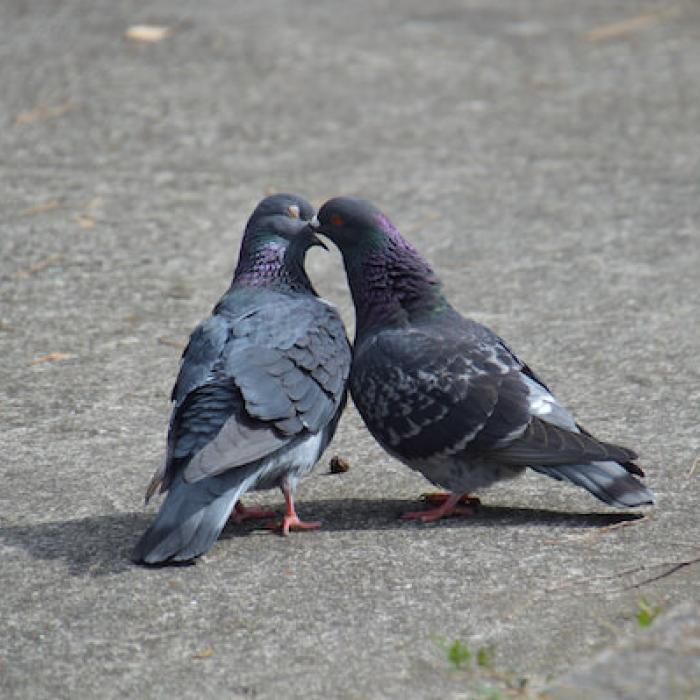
[264,516,321,536]
[420,492,481,507]
[402,492,478,522]
[401,504,476,523]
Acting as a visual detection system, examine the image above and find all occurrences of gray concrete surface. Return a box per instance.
[1,0,699,698]
[546,603,700,699]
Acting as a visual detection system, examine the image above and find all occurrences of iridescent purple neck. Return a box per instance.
[375,213,421,255]
[348,215,447,338]
[234,241,314,293]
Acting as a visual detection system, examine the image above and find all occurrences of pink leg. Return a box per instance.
[402,491,478,522]
[266,481,321,536]
[228,500,277,525]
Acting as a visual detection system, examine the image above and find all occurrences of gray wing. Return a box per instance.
[350,324,528,460]
[145,314,234,500]
[222,299,349,435]
[149,296,350,497]
[351,318,636,466]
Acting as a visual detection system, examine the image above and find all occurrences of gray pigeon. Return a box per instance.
[311,197,654,521]
[132,194,351,564]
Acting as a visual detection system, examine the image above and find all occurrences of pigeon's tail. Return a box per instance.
[132,466,259,565]
[531,460,655,508]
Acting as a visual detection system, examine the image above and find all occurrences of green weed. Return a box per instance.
[636,598,662,628]
[432,637,532,698]
[446,639,472,670]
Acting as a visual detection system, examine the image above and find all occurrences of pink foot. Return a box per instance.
[264,480,321,536]
[402,492,478,522]
[421,492,481,507]
[276,514,322,536]
[228,501,277,525]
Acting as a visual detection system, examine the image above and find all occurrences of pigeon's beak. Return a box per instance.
[306,217,328,250]
[310,234,328,251]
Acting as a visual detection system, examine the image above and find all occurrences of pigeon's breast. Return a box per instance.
[399,452,526,492]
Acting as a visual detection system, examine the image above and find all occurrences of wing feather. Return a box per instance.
[351,317,638,472]
[151,294,350,496]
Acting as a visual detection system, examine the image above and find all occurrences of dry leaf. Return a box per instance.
[31,352,75,365]
[75,215,96,229]
[584,6,679,42]
[21,199,60,216]
[15,103,73,126]
[157,336,186,349]
[192,647,213,659]
[689,456,699,478]
[125,25,171,43]
[15,254,64,278]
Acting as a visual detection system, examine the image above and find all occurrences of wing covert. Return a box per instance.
[160,296,350,487]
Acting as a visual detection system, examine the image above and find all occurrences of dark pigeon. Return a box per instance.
[311,197,654,521]
[132,194,351,564]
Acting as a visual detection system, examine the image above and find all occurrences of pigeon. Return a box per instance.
[132,194,351,564]
[311,196,654,521]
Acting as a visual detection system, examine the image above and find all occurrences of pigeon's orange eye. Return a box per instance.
[287,205,300,219]
[330,213,343,226]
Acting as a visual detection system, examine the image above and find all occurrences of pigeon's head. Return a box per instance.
[311,197,442,330]
[245,193,323,249]
[235,194,325,288]
[311,197,387,254]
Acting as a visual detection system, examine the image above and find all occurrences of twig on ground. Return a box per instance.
[545,555,700,593]
[157,336,186,349]
[584,5,681,43]
[542,514,651,545]
[14,254,65,278]
[625,555,700,590]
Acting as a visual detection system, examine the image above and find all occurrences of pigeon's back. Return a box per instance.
[133,286,351,564]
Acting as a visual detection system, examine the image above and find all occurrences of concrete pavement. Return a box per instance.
[1,0,699,697]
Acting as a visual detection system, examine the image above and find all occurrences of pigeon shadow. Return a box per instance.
[0,511,152,577]
[0,500,642,576]
[219,497,644,536]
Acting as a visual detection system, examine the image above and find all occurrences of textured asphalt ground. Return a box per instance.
[1,1,699,698]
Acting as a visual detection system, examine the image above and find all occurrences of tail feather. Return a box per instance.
[531,460,655,508]
[132,466,259,565]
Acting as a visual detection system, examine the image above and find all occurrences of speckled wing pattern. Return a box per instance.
[350,317,636,468]
[153,295,350,495]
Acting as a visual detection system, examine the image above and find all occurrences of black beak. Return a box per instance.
[311,234,328,251]
[306,218,328,250]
